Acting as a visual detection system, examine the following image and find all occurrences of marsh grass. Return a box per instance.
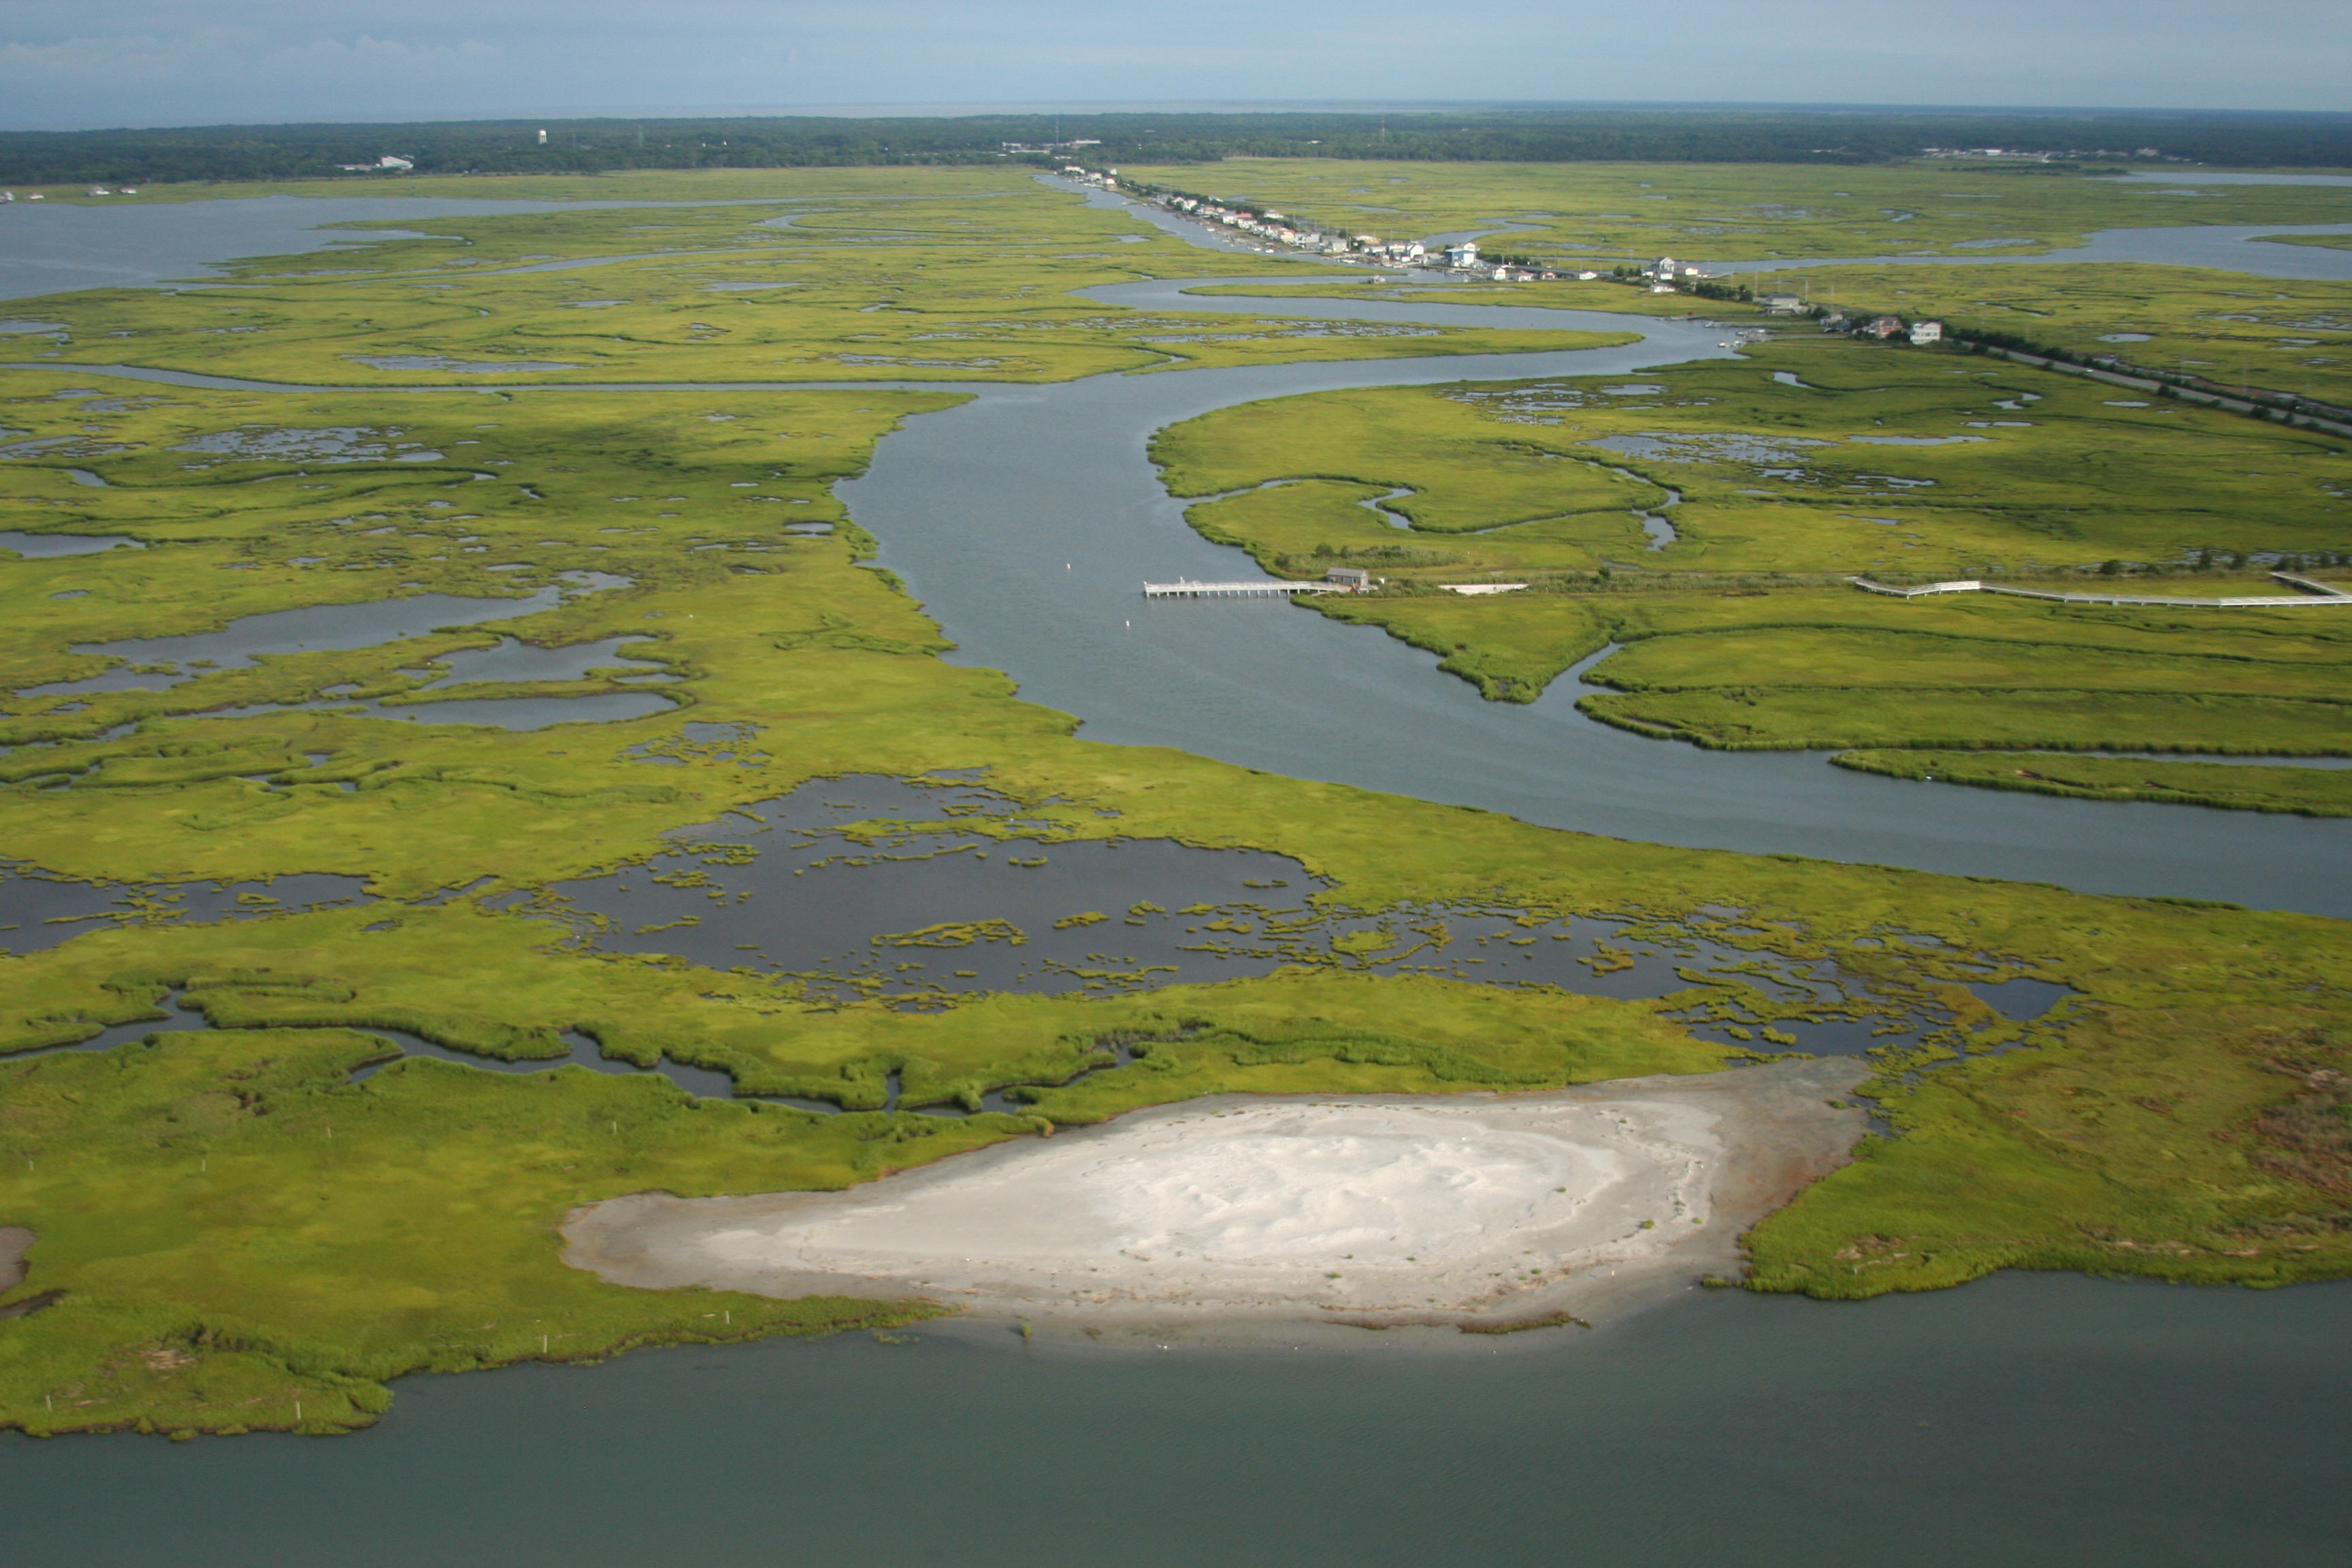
[2,170,2349,1433]
[1157,337,2352,761]
[1113,157,2352,274]
[1832,749,2352,815]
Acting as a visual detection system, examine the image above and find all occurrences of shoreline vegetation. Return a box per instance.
[1829,749,2352,816]
[1,164,2349,1437]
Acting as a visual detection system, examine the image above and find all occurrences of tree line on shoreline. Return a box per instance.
[4,107,2350,186]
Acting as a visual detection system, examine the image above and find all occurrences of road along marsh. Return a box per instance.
[1111,157,2352,269]
[0,171,2349,1443]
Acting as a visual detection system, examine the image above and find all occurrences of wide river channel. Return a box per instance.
[3,185,2349,1566]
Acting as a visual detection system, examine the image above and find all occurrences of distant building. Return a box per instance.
[1817,311,1850,332]
[1652,255,1676,278]
[1908,319,1944,345]
[1442,242,1480,268]
[1759,293,1805,314]
[1323,567,1373,591]
[1862,314,1906,340]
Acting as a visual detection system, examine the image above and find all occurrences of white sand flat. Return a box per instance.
[566,1056,1869,1333]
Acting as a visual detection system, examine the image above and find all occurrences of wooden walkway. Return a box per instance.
[1142,579,1352,599]
[1850,572,2352,609]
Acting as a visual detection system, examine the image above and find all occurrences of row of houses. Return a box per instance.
[1100,173,1576,282]
[1820,311,1945,346]
[1638,255,1714,293]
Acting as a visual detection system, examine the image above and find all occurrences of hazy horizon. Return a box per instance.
[7,99,2348,137]
[3,1,2343,132]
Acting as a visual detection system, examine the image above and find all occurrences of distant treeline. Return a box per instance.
[4,107,2352,186]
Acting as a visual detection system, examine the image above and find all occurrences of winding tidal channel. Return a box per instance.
[5,187,2352,1567]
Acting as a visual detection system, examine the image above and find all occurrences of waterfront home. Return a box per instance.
[1323,567,1373,591]
[1759,293,1806,314]
[1862,314,1906,339]
[1909,320,1944,345]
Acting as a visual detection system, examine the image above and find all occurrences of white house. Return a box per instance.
[1908,320,1945,345]
[1442,242,1480,268]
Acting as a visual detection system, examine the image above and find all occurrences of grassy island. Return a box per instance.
[1155,335,2352,763]
[1,165,2348,1436]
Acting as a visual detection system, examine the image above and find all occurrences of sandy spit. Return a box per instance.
[564,1058,1872,1337]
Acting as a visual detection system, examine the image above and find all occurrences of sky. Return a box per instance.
[0,0,2343,130]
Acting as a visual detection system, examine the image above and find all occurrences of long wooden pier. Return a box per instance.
[1141,579,1352,599]
[1849,572,2352,609]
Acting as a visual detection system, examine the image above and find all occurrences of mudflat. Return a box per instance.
[0,1226,31,1292]
[564,1057,1870,1333]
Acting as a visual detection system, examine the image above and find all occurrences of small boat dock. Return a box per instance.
[1141,579,1352,599]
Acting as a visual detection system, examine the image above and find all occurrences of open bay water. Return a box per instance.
[7,1272,2351,1568]
[5,184,2352,1562]
[0,193,930,302]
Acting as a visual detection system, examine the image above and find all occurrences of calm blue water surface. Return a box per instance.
[7,1273,2350,1568]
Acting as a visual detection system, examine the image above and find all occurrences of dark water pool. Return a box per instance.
[0,864,371,957]
[507,774,2036,1064]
